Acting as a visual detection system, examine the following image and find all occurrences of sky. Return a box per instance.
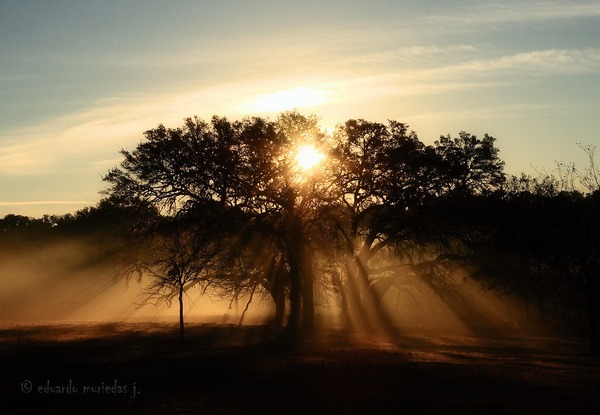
[1,0,599,217]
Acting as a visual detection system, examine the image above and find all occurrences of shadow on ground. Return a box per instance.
[1,322,599,414]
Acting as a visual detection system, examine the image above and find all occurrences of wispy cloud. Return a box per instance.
[404,103,564,122]
[429,1,600,25]
[425,48,600,77]
[318,47,600,107]
[0,77,337,177]
[355,46,600,80]
[1,41,597,181]
[345,45,480,68]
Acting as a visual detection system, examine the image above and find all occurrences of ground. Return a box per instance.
[1,323,599,414]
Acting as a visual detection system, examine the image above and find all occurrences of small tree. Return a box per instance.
[122,207,225,342]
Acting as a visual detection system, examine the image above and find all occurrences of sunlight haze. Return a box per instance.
[1,0,599,216]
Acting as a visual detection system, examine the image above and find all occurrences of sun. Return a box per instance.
[295,145,325,171]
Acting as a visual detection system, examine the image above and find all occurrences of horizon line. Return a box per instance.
[0,200,93,206]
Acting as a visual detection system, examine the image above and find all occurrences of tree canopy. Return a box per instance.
[102,112,509,334]
[3,111,598,353]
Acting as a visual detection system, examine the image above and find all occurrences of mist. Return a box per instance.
[0,237,272,326]
[0,203,581,346]
[0,236,535,338]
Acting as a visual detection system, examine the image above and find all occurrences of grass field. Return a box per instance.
[2,322,599,414]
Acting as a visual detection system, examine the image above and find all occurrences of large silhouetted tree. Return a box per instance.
[328,121,506,332]
[104,112,334,332]
[328,120,439,331]
[103,112,510,335]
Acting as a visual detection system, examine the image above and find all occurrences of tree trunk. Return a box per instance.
[266,258,287,329]
[268,276,286,329]
[288,253,302,331]
[339,283,351,328]
[179,285,185,343]
[302,247,315,331]
[274,289,286,329]
[287,214,304,332]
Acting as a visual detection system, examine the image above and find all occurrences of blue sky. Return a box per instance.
[1,0,600,216]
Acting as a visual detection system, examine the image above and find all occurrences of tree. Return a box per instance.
[551,145,600,353]
[326,122,508,335]
[328,120,441,332]
[104,112,331,332]
[0,214,32,232]
[434,131,505,195]
[505,174,562,322]
[103,110,512,339]
[119,204,228,342]
[215,220,289,328]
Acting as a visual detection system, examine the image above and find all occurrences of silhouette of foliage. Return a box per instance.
[4,111,599,353]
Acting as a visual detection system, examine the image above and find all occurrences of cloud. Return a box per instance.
[429,1,600,25]
[431,49,600,76]
[0,77,338,177]
[0,85,229,176]
[234,86,332,113]
[318,48,600,104]
[1,41,596,180]
[380,48,600,94]
[344,45,480,68]
[404,103,561,122]
[310,45,600,106]
[0,136,59,175]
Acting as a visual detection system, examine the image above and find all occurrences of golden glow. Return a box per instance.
[295,145,325,171]
[250,87,329,113]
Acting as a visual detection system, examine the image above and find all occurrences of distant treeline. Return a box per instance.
[1,112,598,352]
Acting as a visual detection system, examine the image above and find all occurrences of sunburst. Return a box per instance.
[295,145,325,171]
